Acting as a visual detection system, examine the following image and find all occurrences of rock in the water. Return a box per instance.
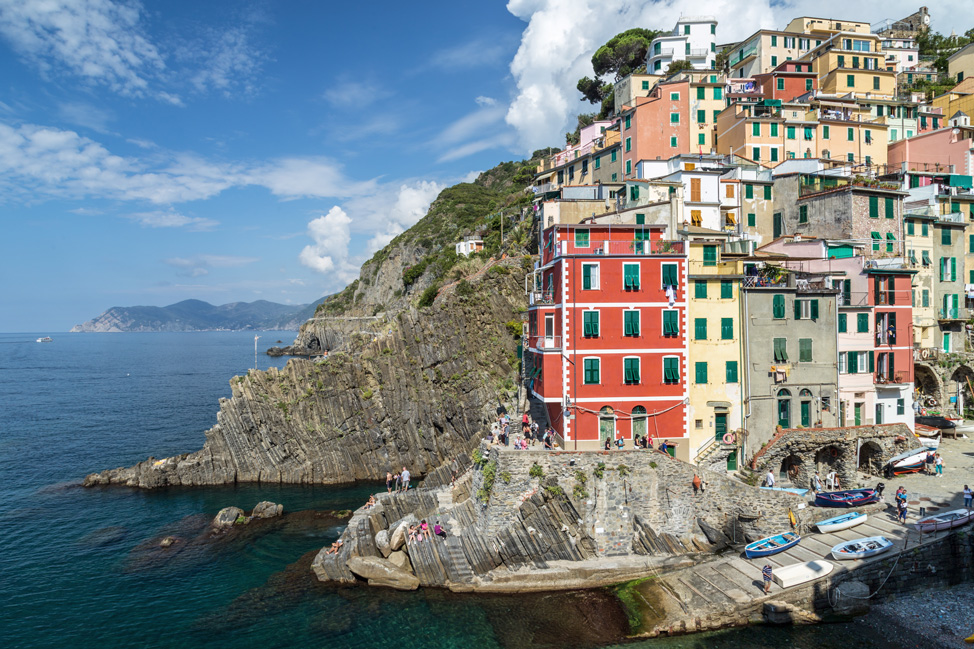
[346,556,419,591]
[159,536,177,548]
[375,529,392,557]
[387,549,413,573]
[252,501,283,518]
[213,506,244,528]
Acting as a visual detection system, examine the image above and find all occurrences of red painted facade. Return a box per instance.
[527,224,690,454]
[754,61,817,103]
[868,271,915,386]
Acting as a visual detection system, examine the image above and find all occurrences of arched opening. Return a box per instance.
[858,441,884,476]
[306,335,322,352]
[631,406,647,443]
[914,363,942,411]
[599,406,615,447]
[815,445,842,475]
[779,454,804,485]
[949,365,974,414]
[799,389,813,428]
[777,388,792,429]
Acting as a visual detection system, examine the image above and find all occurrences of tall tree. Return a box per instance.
[575,27,665,118]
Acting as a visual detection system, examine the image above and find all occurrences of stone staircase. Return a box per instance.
[527,394,551,431]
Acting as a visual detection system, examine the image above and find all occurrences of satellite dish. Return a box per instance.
[953,128,960,134]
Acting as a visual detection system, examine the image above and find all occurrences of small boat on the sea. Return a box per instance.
[814,488,880,508]
[884,448,928,477]
[816,511,867,533]
[760,486,809,496]
[830,536,893,560]
[914,509,974,533]
[36,336,52,343]
[773,560,834,587]
[744,531,800,558]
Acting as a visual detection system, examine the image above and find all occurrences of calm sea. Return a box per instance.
[0,332,906,649]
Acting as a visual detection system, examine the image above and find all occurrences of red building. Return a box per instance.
[754,60,817,102]
[867,268,916,425]
[526,224,689,455]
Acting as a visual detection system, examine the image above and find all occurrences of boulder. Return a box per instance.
[213,506,244,528]
[389,515,418,551]
[387,549,413,573]
[252,501,283,518]
[159,536,177,548]
[346,556,419,591]
[375,529,392,557]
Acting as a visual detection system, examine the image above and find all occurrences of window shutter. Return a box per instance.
[848,351,858,374]
[721,280,732,299]
[583,264,592,290]
[843,280,851,305]
[695,362,708,384]
[695,318,707,340]
[838,313,847,332]
[868,351,875,373]
[810,299,819,320]
[663,311,677,335]
[887,277,895,304]
[624,312,634,336]
[951,257,957,281]
[721,317,733,340]
[726,361,738,383]
[885,197,894,218]
[773,294,785,319]
[794,298,802,320]
[799,338,812,362]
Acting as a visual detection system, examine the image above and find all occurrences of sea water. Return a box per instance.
[0,332,909,649]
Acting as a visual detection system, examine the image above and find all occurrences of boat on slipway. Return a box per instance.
[744,532,800,559]
[914,509,974,533]
[772,560,834,587]
[830,536,893,560]
[760,486,809,496]
[815,511,867,533]
[884,448,928,477]
[814,489,880,508]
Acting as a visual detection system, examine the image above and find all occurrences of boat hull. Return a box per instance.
[760,486,809,496]
[745,532,800,559]
[830,536,893,560]
[914,509,974,533]
[816,512,867,533]
[814,489,880,508]
[773,560,834,588]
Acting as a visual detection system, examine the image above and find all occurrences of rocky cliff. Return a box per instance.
[84,258,531,488]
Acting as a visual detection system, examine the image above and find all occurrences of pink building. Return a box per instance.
[887,115,974,176]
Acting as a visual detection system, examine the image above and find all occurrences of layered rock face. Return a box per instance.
[84,261,529,488]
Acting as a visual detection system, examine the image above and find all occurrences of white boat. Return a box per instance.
[36,336,52,343]
[816,511,867,533]
[772,560,834,588]
[914,425,941,450]
[830,536,893,560]
[914,509,974,533]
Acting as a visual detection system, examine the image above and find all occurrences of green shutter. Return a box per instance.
[868,351,874,373]
[907,220,915,235]
[697,109,706,123]
[695,362,708,384]
[575,229,589,246]
[847,351,857,374]
[773,294,785,319]
[838,313,847,332]
[794,298,802,319]
[720,280,732,299]
[695,280,707,299]
[810,299,819,320]
[747,212,755,227]
[745,184,753,199]
[662,263,677,287]
[584,359,600,384]
[663,357,679,382]
[624,264,640,289]
[942,228,952,245]
[885,197,894,218]
[773,338,788,362]
[721,317,733,340]
[857,313,869,332]
[951,257,957,281]
[703,246,717,266]
[583,264,593,290]
[694,318,707,340]
[725,361,738,383]
[624,310,639,336]
[583,311,599,337]
[624,358,640,384]
[787,126,795,139]
[764,185,772,200]
[869,196,879,218]
[663,310,677,335]
[799,338,812,362]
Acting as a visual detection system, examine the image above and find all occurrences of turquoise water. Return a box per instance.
[0,332,911,648]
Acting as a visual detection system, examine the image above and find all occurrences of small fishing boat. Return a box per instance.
[914,509,974,533]
[914,425,941,450]
[814,489,880,508]
[884,448,928,477]
[744,531,800,558]
[773,560,834,587]
[760,486,809,496]
[830,536,893,560]
[816,511,867,533]
[36,336,52,343]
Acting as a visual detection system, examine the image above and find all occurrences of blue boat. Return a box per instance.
[815,511,867,533]
[814,488,879,508]
[744,531,800,558]
[760,486,809,496]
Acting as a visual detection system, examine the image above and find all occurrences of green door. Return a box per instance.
[854,402,862,426]
[875,403,883,425]
[600,415,614,446]
[777,399,791,428]
[715,413,728,442]
[726,450,737,471]
[773,213,783,239]
[800,401,811,427]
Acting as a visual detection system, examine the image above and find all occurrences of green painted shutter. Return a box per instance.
[773,294,785,318]
[794,298,802,319]
[695,280,707,298]
[951,257,957,281]
[663,311,677,335]
[695,362,708,384]
[799,338,812,362]
[764,185,772,200]
[664,357,679,382]
[745,184,753,199]
[838,313,847,332]
[624,264,640,289]
[885,197,894,218]
[583,264,592,290]
[694,318,707,340]
[848,351,858,374]
[810,299,819,320]
[868,351,875,373]
[662,264,677,286]
[721,280,732,299]
[869,196,879,218]
[726,361,738,383]
[857,313,869,332]
[721,318,733,339]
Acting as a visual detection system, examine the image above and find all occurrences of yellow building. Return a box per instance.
[948,42,974,84]
[802,35,896,99]
[784,17,871,36]
[686,240,745,472]
[932,78,974,126]
[905,213,937,348]
[688,72,725,152]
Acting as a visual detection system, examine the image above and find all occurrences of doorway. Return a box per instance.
[599,407,615,447]
[715,413,728,442]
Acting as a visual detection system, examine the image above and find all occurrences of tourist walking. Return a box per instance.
[393,472,401,492]
[616,436,625,450]
[897,497,908,524]
[963,485,972,509]
[934,454,944,478]
[401,467,411,492]
[765,469,775,488]
[762,564,773,594]
[811,472,821,494]
[925,452,935,475]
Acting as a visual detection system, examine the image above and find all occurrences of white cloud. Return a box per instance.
[503,0,970,153]
[432,98,513,162]
[0,0,165,97]
[249,157,378,200]
[126,209,218,230]
[57,102,116,133]
[185,26,263,97]
[475,96,498,107]
[429,37,512,70]
[298,206,359,284]
[323,79,390,108]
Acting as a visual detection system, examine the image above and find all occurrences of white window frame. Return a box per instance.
[624,308,641,336]
[582,356,601,385]
[796,299,811,319]
[581,262,600,289]
[857,352,869,374]
[838,352,847,374]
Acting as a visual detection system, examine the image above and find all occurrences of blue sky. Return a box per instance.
[0,0,961,331]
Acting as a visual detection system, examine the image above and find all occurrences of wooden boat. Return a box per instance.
[830,536,893,560]
[814,489,880,508]
[744,532,800,558]
[760,486,809,496]
[914,509,974,533]
[815,511,867,533]
[884,448,928,477]
[914,425,942,450]
[773,560,834,588]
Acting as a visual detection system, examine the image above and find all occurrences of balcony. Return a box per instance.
[938,308,962,321]
[687,48,710,58]
[874,370,910,385]
[741,276,834,292]
[652,48,675,59]
[938,212,965,224]
[875,330,899,346]
[734,46,757,64]
[527,335,563,351]
[837,291,870,307]
[527,290,555,306]
[548,239,685,260]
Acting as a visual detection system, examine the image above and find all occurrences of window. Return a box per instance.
[698,133,706,145]
[694,318,707,340]
[745,184,753,199]
[695,362,708,384]
[726,361,738,383]
[886,232,896,253]
[837,55,845,68]
[635,213,645,225]
[799,338,812,362]
[611,149,617,162]
[697,109,706,124]
[721,280,732,299]
[583,311,599,337]
[773,294,785,319]
[873,76,880,90]
[747,212,756,227]
[897,399,905,416]
[721,317,733,340]
[777,78,784,91]
[794,298,819,320]
[711,24,715,34]
[641,80,649,90]
[624,357,640,384]
[726,184,734,199]
[663,357,680,383]
[770,148,778,162]
[805,78,813,91]
[581,263,599,289]
[838,313,847,332]
[822,125,830,140]
[942,228,952,245]
[623,263,640,290]
[799,205,808,223]
[713,87,722,100]
[690,210,702,227]
[753,147,761,161]
[670,112,680,124]
[869,196,879,218]
[694,280,707,298]
[575,229,590,248]
[697,87,705,100]
[625,137,631,152]
[583,358,600,384]
[771,55,778,67]
[770,123,778,137]
[581,160,588,175]
[921,222,928,237]
[670,92,680,101]
[857,312,869,332]
[662,263,678,287]
[702,245,717,266]
[773,338,788,362]
[594,156,600,170]
[662,310,678,336]
[786,126,795,139]
[847,74,855,87]
[847,127,855,141]
[764,185,771,200]
[626,160,632,175]
[771,35,777,47]
[847,153,855,163]
[670,136,677,148]
[684,24,690,35]
[804,127,813,140]
[970,234,974,254]
[713,110,721,122]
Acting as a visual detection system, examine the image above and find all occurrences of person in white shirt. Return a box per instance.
[765,470,775,488]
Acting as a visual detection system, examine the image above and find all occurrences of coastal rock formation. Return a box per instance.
[213,507,244,528]
[84,259,529,489]
[346,556,420,590]
[251,501,284,518]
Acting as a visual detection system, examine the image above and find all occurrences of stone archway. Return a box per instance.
[779,454,805,486]
[858,441,884,476]
[815,445,843,474]
[914,362,943,408]
[949,365,974,413]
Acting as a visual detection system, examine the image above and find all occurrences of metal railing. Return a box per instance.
[741,276,834,292]
[874,370,910,385]
[527,335,563,350]
[548,239,685,259]
[688,48,710,58]
[528,291,555,305]
[837,291,870,307]
[939,308,961,320]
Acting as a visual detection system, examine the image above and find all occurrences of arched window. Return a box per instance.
[777,389,792,428]
[632,406,647,441]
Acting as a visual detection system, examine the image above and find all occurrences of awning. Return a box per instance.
[871,232,882,239]
[886,233,896,240]
[949,175,973,189]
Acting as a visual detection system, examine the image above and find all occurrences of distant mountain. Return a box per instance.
[70,298,327,332]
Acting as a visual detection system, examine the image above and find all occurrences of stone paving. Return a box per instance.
[879,431,974,511]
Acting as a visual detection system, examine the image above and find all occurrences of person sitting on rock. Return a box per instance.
[364,495,377,509]
[434,521,446,538]
[408,525,420,543]
[325,539,344,555]
[420,519,431,540]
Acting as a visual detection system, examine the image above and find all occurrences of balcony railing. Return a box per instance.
[528,291,555,305]
[837,291,870,307]
[874,370,910,385]
[527,335,563,350]
[652,48,675,58]
[687,48,710,58]
[549,239,685,259]
[938,212,965,224]
[938,308,961,320]
[741,276,834,292]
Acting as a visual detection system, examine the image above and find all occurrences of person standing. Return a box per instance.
[934,454,944,478]
[401,466,411,492]
[925,452,935,475]
[897,497,908,524]
[765,469,775,488]
[963,485,972,509]
[393,471,401,493]
[811,472,822,494]
[386,471,393,493]
[762,564,773,594]
[826,470,836,491]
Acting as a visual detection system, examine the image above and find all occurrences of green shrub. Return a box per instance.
[361,389,373,400]
[617,464,631,477]
[477,459,498,503]
[456,279,475,296]
[472,448,484,467]
[572,484,589,500]
[574,470,587,484]
[593,462,605,479]
[505,320,524,338]
[402,259,429,287]
[649,462,658,469]
[234,515,247,525]
[544,484,564,497]
[500,471,511,484]
[529,463,544,479]
[418,283,440,308]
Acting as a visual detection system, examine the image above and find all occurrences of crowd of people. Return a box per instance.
[385,466,412,493]
[485,411,674,453]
